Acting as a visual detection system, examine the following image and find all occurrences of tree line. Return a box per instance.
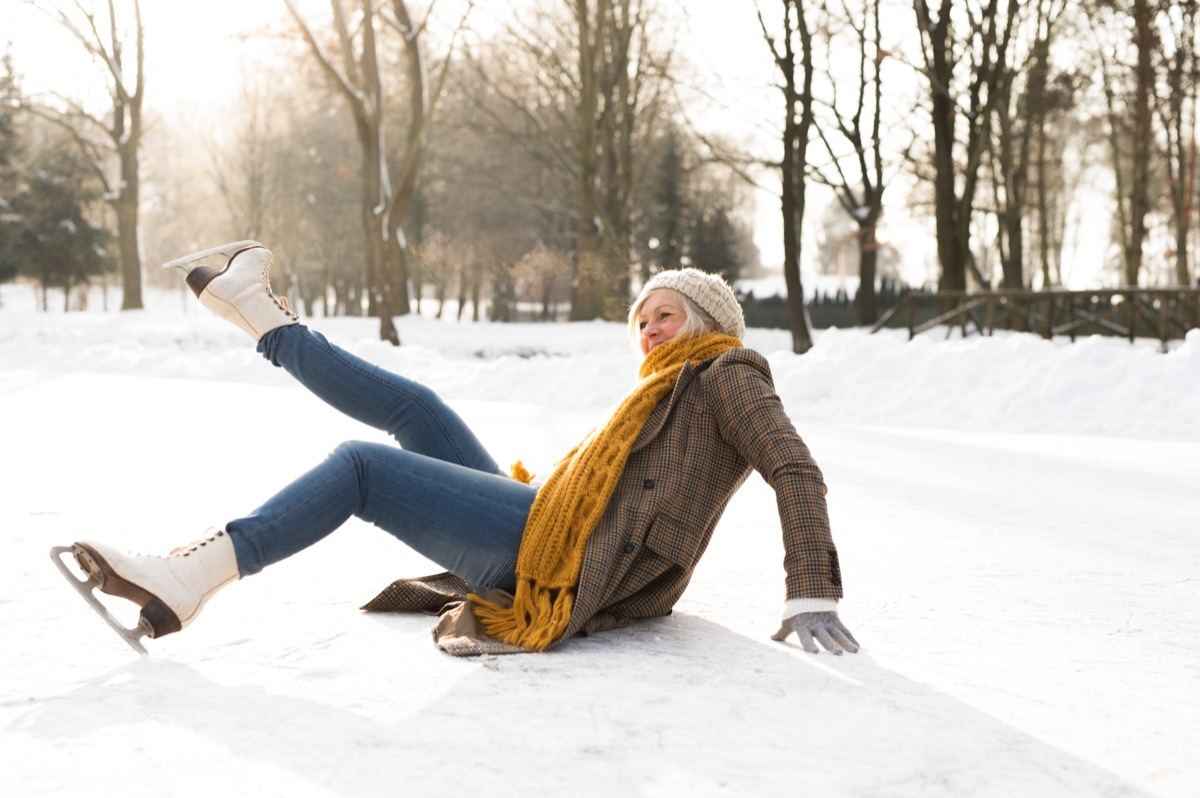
[2,0,1199,353]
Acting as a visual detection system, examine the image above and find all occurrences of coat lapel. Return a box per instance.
[632,359,700,452]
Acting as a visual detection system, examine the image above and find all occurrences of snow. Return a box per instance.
[1,281,1197,797]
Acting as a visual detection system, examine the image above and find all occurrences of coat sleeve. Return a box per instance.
[705,350,844,601]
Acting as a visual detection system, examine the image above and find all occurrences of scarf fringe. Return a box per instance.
[469,581,574,652]
[509,460,535,484]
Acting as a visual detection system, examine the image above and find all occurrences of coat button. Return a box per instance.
[643,479,655,489]
[622,543,636,554]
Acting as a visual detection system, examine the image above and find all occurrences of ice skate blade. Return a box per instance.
[50,546,149,656]
[162,240,262,272]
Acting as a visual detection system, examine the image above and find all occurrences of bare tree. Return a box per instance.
[1088,0,1159,287]
[1158,0,1199,287]
[513,244,573,320]
[461,0,670,320]
[912,0,1021,293]
[285,0,468,344]
[207,81,280,243]
[991,0,1071,290]
[1129,0,1157,287]
[0,50,24,294]
[1028,22,1080,289]
[22,0,145,309]
[759,0,817,354]
[810,0,890,325]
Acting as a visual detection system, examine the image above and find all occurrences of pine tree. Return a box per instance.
[10,146,115,310]
[0,48,22,288]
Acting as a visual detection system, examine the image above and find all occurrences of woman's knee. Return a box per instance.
[330,439,389,467]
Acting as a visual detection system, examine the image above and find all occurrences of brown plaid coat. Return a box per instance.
[364,347,843,655]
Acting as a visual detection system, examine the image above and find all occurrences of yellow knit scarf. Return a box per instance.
[470,332,742,651]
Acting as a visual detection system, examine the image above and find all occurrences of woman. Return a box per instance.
[62,241,858,657]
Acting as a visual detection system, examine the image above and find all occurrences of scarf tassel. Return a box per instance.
[470,580,574,652]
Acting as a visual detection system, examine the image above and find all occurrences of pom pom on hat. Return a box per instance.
[636,268,746,340]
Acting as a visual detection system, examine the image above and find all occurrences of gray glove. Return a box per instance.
[772,611,860,655]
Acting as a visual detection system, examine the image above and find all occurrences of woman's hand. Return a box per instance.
[772,611,860,655]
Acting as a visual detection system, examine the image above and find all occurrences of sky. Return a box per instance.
[1,279,1197,796]
[2,2,285,105]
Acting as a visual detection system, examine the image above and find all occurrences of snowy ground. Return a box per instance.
[1,282,1197,797]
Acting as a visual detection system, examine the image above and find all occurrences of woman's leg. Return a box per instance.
[68,441,529,640]
[226,440,535,593]
[257,324,499,473]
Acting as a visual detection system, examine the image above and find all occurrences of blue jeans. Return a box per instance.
[224,325,535,593]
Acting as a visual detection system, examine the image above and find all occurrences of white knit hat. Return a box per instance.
[635,268,746,340]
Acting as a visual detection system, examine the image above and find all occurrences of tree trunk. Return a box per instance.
[1125,0,1155,287]
[571,0,604,320]
[857,222,879,325]
[1164,1,1197,287]
[114,168,142,309]
[357,2,399,344]
[112,0,144,310]
[31,0,147,310]
[779,0,815,354]
[919,1,967,292]
[382,0,451,320]
[815,0,887,326]
[114,59,143,312]
[599,0,636,317]
[915,0,1017,293]
[289,0,458,343]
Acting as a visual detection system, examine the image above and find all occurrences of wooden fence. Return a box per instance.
[870,287,1200,350]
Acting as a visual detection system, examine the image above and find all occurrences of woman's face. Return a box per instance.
[637,289,687,355]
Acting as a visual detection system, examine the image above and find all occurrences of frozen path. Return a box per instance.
[808,424,1199,795]
[1,371,1196,797]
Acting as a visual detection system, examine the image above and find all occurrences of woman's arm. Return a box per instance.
[706,350,858,654]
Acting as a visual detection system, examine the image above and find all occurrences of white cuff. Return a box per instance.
[782,597,838,620]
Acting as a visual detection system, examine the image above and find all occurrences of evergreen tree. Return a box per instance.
[0,48,22,288]
[633,128,755,286]
[688,206,738,277]
[10,146,115,310]
[637,130,687,279]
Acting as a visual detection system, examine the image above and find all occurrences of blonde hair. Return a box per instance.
[627,288,720,349]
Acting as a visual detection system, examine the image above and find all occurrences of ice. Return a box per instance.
[1,283,1195,796]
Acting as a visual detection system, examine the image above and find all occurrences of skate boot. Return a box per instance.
[164,241,298,341]
[68,530,240,639]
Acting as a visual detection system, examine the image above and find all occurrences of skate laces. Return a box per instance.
[169,529,227,557]
[251,252,297,320]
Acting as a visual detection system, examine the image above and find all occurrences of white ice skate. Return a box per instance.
[51,531,240,653]
[163,240,298,341]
